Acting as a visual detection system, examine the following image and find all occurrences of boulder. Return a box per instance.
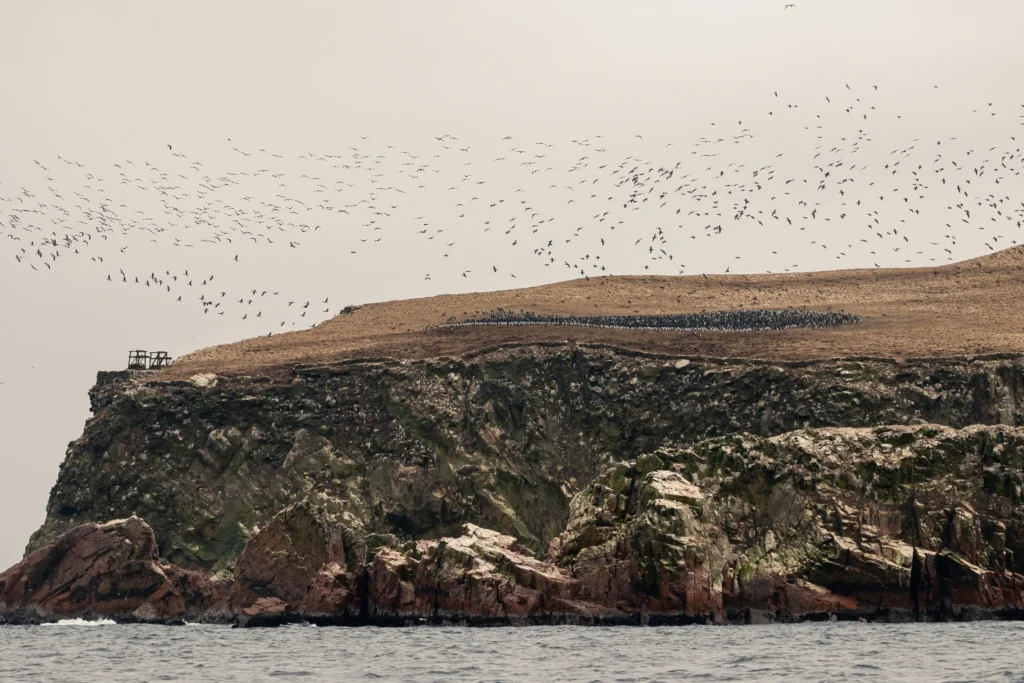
[367,524,599,622]
[229,499,354,611]
[0,517,226,624]
[299,562,360,616]
[548,461,727,618]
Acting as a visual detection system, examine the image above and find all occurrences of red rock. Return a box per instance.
[299,562,359,615]
[0,516,226,624]
[920,549,1024,615]
[7,495,1023,627]
[241,597,288,618]
[229,499,352,611]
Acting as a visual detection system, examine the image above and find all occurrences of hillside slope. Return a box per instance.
[159,247,1024,381]
[7,250,1024,626]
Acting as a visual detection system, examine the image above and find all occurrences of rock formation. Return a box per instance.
[0,517,227,624]
[4,345,1024,625]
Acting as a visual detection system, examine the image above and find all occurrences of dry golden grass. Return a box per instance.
[157,246,1024,381]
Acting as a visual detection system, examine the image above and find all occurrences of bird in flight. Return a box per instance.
[785,3,796,8]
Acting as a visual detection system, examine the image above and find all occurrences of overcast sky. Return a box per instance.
[1,0,1023,568]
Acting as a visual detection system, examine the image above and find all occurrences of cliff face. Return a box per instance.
[8,345,1024,625]
[549,426,1024,622]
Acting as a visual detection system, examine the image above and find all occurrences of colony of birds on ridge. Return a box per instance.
[3,83,1024,336]
[433,307,861,333]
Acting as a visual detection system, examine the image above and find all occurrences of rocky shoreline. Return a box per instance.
[3,345,1023,627]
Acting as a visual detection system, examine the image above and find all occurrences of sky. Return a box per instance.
[1,0,1023,569]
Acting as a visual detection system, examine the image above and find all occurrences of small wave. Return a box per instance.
[43,618,116,626]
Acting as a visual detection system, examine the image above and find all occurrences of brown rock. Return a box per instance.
[0,517,225,624]
[229,499,352,611]
[241,597,287,618]
[299,562,359,616]
[917,549,1024,616]
[734,576,860,620]
[232,596,290,628]
[367,524,599,621]
[550,463,726,618]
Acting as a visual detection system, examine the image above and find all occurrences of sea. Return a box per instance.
[1,621,1022,682]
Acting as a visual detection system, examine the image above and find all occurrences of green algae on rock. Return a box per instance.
[9,345,1024,625]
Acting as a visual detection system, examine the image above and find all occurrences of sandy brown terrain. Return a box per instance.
[157,246,1024,380]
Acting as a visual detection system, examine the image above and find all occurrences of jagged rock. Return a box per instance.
[916,548,1024,617]
[299,562,359,616]
[0,517,227,624]
[366,524,596,621]
[229,500,354,611]
[31,350,1024,573]
[10,349,1024,626]
[549,462,727,617]
[549,423,1024,621]
[235,597,289,627]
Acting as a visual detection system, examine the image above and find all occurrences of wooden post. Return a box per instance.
[128,350,148,370]
[149,351,171,369]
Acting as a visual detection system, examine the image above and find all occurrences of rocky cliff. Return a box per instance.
[4,344,1024,625]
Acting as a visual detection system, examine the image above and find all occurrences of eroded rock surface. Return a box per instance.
[364,524,597,623]
[32,348,1024,572]
[0,517,227,624]
[230,499,357,608]
[548,459,728,619]
[7,347,1024,625]
[229,500,364,625]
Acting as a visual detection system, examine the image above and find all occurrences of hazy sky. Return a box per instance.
[2,0,1023,568]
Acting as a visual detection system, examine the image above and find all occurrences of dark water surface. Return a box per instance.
[1,621,1022,682]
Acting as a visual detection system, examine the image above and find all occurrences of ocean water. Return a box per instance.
[1,622,1022,682]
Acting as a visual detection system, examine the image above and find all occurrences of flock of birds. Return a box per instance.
[3,83,1024,336]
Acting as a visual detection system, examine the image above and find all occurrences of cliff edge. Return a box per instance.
[5,346,1023,625]
[5,251,1024,626]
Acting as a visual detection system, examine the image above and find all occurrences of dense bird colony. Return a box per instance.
[432,307,862,333]
[2,84,1024,336]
